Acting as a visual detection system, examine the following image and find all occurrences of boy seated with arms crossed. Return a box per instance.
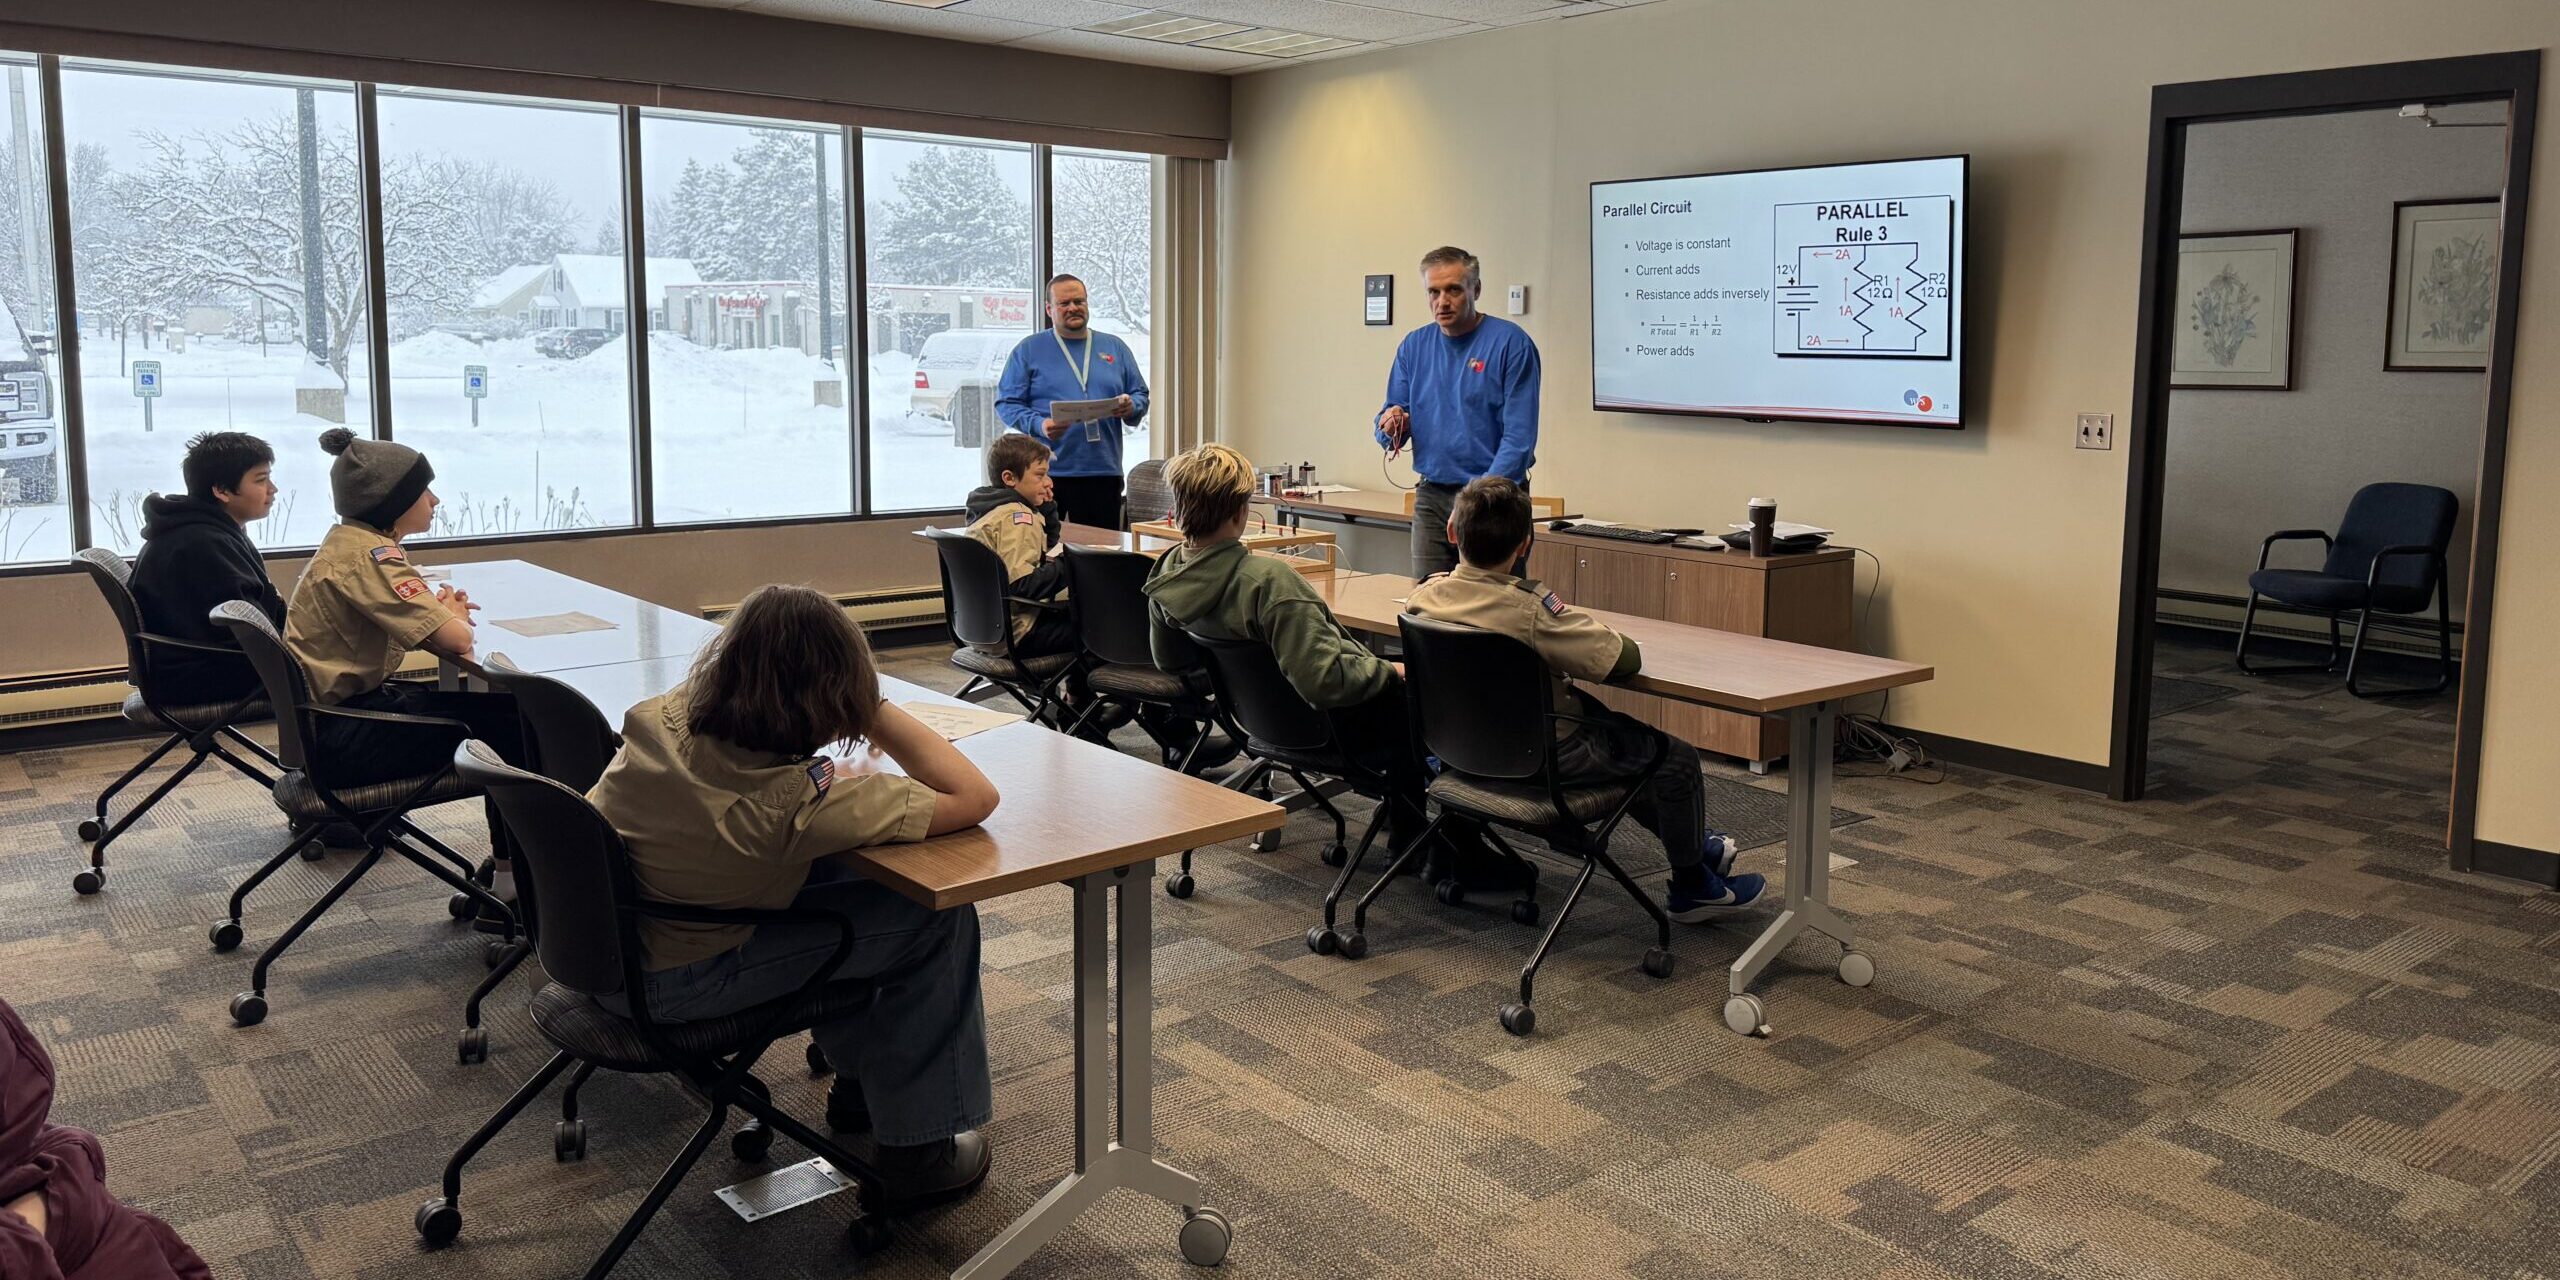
[1405,476,1764,920]
[131,431,287,705]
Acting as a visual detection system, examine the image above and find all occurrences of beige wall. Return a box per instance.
[5,517,945,679]
[1224,0,2559,852]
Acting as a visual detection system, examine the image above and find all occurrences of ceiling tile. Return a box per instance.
[1151,0,1466,42]
[739,0,1051,41]
[1386,21,1488,43]
[1005,27,1269,72]
[951,0,1144,27]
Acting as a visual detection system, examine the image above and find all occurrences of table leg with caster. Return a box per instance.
[1725,701,1865,1038]
[953,861,1228,1278]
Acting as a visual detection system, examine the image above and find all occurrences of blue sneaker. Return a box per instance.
[1701,831,1740,878]
[1666,871,1766,924]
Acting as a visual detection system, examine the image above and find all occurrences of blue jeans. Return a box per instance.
[635,863,992,1148]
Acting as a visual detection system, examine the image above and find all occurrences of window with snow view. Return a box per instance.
[0,57,69,567]
[1049,149,1155,478]
[61,63,371,554]
[862,132,1036,513]
[376,88,633,537]
[642,111,852,524]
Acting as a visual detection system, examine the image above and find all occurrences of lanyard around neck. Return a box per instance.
[1053,328,1092,391]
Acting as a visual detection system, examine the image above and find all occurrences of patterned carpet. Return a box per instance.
[1,634,2554,1279]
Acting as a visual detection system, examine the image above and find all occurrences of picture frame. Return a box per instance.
[1364,274,1393,326]
[2386,197,2499,371]
[2171,228,2298,390]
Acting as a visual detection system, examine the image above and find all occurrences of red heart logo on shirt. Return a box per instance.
[1469,359,1485,373]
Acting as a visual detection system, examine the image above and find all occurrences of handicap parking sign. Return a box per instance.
[133,360,163,398]
[463,365,488,398]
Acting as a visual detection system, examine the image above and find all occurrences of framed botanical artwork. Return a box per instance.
[2172,229,2298,390]
[2387,197,2499,370]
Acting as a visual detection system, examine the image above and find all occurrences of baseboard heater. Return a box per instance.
[0,586,948,745]
[2155,588,2462,660]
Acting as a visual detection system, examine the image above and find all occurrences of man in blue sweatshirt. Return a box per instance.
[1375,245,1541,579]
[996,274,1149,531]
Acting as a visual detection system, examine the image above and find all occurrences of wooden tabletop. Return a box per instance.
[538,661,1284,911]
[1258,488,1581,525]
[441,560,724,676]
[1307,569,1933,715]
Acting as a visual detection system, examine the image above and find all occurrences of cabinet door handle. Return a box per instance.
[1577,558,1586,568]
[1668,571,1678,581]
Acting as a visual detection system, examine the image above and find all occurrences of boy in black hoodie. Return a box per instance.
[129,432,287,703]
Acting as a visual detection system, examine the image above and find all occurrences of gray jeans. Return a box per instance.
[635,862,992,1147]
[1409,480,1464,580]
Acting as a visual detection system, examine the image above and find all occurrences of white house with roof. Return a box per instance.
[469,255,701,333]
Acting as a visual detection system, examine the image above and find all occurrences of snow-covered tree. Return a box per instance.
[1053,154,1151,333]
[588,214,622,256]
[444,159,579,278]
[870,145,1029,287]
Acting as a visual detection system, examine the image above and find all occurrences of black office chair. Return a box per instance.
[68,547,281,895]
[476,657,621,793]
[1125,458,1174,526]
[420,741,897,1272]
[923,527,1078,725]
[206,602,519,1057]
[1388,614,1676,1037]
[1061,543,1232,772]
[2237,482,2458,698]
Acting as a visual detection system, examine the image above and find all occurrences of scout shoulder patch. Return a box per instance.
[1540,590,1567,617]
[394,577,430,601]
[370,544,407,565]
[806,757,834,795]
[1012,511,1040,526]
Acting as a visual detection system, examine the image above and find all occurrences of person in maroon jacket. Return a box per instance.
[0,999,210,1280]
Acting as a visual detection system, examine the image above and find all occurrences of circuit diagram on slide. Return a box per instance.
[1771,194,1955,358]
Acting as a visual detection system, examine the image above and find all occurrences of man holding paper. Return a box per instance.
[997,274,1150,530]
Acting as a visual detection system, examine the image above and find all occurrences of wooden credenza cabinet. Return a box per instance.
[1524,533,1855,768]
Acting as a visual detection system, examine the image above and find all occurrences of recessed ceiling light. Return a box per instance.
[1084,12,1254,43]
[1191,29,1362,57]
[874,0,969,8]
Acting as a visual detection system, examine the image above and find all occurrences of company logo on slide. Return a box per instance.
[1916,395,1933,412]
[1902,389,1918,406]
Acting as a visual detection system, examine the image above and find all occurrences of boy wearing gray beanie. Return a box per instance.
[284,428,526,925]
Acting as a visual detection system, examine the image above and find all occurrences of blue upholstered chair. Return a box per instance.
[2236,482,2457,698]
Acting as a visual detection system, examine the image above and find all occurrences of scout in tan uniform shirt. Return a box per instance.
[583,584,1001,1204]
[959,432,1074,654]
[1406,476,1765,921]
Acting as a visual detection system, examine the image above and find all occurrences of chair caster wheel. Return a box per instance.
[1165,872,1195,900]
[1305,925,1337,955]
[300,843,326,861]
[1510,898,1539,926]
[483,940,514,970]
[77,819,102,843]
[1837,950,1875,988]
[1336,931,1368,960]
[1723,994,1768,1037]
[72,868,104,896]
[1319,842,1348,868]
[807,1041,832,1077]
[847,1211,894,1254]
[448,892,474,920]
[229,992,267,1027]
[1499,1003,1536,1037]
[1642,947,1674,979]
[555,1119,587,1162]
[209,921,243,952]
[731,1120,774,1162]
[1248,830,1278,853]
[1179,1206,1232,1267]
[416,1198,462,1248]
[457,1028,489,1065]
[1433,878,1465,906]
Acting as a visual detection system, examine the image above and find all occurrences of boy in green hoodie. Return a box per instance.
[1144,444,1515,882]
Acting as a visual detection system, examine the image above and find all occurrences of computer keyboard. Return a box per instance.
[1560,523,1679,545]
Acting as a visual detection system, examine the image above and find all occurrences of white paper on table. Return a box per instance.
[1280,484,1358,495]
[902,700,1024,742]
[1724,520,1836,538]
[1048,398,1118,426]
[490,611,618,638]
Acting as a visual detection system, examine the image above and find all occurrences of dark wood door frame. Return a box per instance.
[2109,51,2540,878]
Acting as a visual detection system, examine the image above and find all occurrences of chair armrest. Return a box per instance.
[307,704,475,733]
[136,630,247,657]
[2258,529,2332,570]
[2363,544,2446,593]
[1009,595,1069,613]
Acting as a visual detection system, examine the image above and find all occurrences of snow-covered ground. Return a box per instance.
[2,328,1156,562]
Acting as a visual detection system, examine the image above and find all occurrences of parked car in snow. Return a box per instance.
[0,296,57,506]
[908,329,1026,422]
[533,327,614,360]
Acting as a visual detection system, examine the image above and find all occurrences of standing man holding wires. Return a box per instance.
[1374,245,1542,579]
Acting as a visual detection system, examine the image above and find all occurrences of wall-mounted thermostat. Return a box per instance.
[1506,284,1529,315]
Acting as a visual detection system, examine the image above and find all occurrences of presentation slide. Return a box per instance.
[1591,155,1966,426]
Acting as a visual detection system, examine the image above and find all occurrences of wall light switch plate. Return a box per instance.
[2076,412,2113,450]
[1506,284,1528,315]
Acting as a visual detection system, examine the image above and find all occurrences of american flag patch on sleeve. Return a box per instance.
[806,758,834,794]
[1540,590,1567,616]
[370,544,406,565]
[1012,511,1039,526]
